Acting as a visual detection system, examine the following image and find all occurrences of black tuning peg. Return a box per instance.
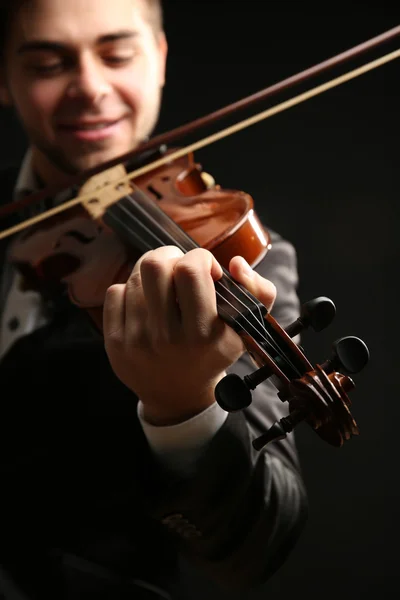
[214,373,253,412]
[321,336,370,375]
[252,409,307,450]
[285,296,336,338]
[215,364,274,412]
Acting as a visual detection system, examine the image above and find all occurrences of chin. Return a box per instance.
[83,144,137,169]
[67,151,124,174]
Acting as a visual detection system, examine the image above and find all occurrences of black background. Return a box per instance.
[0,2,398,599]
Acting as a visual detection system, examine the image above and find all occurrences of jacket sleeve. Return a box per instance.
[141,230,308,590]
[0,219,308,592]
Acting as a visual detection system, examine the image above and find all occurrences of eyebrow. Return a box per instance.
[17,30,138,54]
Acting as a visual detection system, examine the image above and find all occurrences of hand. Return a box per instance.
[103,246,276,425]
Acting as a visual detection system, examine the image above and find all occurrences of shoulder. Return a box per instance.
[254,226,300,327]
[255,226,298,285]
[0,164,20,207]
[259,227,297,272]
[0,165,22,275]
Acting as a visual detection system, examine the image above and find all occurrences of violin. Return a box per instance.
[1,26,398,450]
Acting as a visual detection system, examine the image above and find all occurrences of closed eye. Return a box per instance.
[31,63,64,75]
[103,55,135,65]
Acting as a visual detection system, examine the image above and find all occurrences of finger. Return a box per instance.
[140,246,183,339]
[103,283,126,339]
[125,250,154,319]
[124,250,154,331]
[128,249,155,277]
[229,256,276,312]
[173,248,223,339]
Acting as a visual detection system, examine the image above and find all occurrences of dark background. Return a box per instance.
[0,2,398,599]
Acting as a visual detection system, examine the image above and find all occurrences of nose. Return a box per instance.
[66,53,112,105]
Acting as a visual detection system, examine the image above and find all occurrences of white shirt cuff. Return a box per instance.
[137,401,228,474]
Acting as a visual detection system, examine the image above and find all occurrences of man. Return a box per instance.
[0,1,308,598]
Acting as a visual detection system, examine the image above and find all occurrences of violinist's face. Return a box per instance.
[0,0,167,184]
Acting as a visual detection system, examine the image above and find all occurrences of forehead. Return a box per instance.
[11,0,149,45]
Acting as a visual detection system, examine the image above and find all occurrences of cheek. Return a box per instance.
[118,77,143,109]
[13,79,61,124]
[118,56,162,112]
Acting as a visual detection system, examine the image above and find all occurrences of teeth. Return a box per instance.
[80,123,112,130]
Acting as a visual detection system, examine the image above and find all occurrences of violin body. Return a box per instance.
[6,147,369,450]
[9,151,270,309]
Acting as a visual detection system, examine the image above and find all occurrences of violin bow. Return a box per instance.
[0,25,398,237]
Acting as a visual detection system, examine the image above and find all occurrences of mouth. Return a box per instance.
[57,117,126,141]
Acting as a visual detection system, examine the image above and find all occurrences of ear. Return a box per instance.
[157,32,168,88]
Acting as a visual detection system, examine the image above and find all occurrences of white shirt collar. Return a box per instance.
[13,149,76,208]
[14,148,40,198]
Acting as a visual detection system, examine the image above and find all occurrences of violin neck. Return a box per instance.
[103,186,198,255]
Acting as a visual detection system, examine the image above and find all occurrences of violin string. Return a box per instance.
[109,195,269,337]
[1,47,399,243]
[121,183,268,328]
[109,193,301,376]
[113,193,270,332]
[113,193,274,343]
[122,184,270,327]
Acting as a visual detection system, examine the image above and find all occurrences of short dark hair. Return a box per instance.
[0,0,163,61]
[0,0,23,61]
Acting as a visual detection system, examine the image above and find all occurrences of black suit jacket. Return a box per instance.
[0,166,308,599]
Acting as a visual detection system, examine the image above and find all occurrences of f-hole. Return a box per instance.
[146,185,163,201]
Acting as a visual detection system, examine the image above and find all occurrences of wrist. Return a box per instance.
[140,391,216,426]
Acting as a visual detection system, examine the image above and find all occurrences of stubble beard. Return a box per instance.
[32,134,144,177]
[29,100,162,178]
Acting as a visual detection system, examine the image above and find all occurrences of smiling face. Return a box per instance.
[0,0,167,184]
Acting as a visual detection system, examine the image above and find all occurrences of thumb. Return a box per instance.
[229,256,276,312]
